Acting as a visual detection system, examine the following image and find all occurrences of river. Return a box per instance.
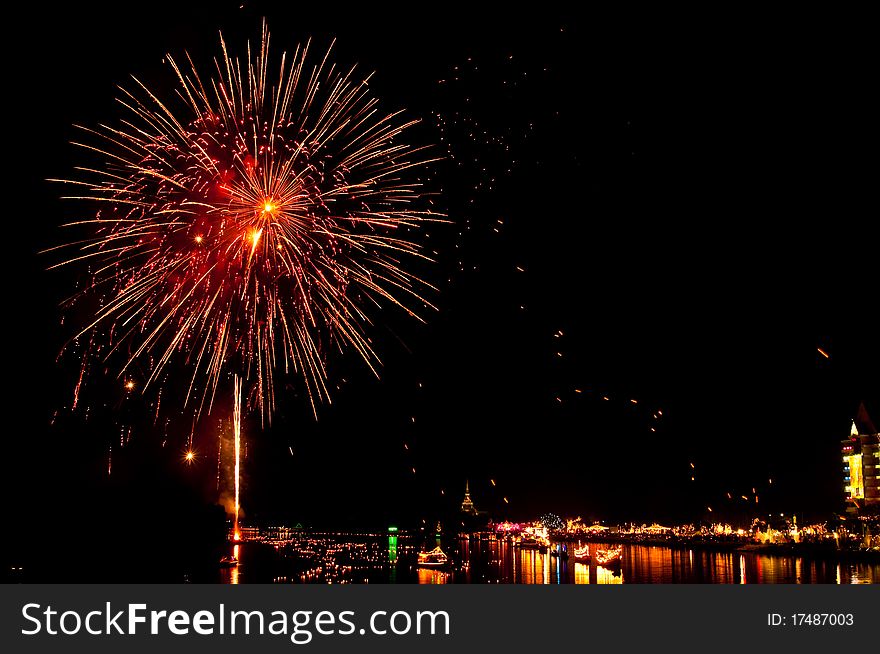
[217,536,879,584]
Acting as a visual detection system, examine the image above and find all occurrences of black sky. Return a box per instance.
[3,3,877,570]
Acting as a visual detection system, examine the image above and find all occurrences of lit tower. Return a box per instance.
[460,480,478,515]
[841,402,880,516]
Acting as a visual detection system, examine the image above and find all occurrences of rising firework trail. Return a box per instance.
[49,22,440,423]
[233,375,242,541]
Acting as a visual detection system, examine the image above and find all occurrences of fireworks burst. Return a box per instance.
[49,22,440,421]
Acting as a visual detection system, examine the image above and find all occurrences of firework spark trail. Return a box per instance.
[233,375,242,540]
[50,22,441,422]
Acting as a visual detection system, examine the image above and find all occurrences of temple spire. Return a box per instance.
[460,479,477,515]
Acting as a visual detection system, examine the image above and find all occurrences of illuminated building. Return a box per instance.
[263,524,303,541]
[841,403,880,515]
[458,480,490,531]
[460,480,478,516]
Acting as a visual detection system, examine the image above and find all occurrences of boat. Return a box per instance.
[550,548,569,560]
[518,535,549,550]
[573,545,591,562]
[219,555,239,568]
[594,546,622,567]
[416,546,450,568]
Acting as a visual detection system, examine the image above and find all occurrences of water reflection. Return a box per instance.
[388,536,397,562]
[388,535,397,583]
[597,565,622,585]
[847,565,875,584]
[456,540,878,584]
[219,544,240,585]
[568,544,620,584]
[218,538,880,584]
[230,544,240,584]
[417,568,450,584]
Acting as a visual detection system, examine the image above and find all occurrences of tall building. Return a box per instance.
[841,402,880,515]
[460,480,478,515]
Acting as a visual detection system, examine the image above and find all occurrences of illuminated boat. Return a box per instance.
[573,545,591,562]
[219,555,239,568]
[517,535,549,550]
[416,546,450,568]
[594,546,622,567]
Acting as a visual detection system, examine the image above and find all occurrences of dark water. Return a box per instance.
[218,536,880,584]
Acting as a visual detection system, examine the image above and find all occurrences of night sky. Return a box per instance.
[3,3,877,575]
